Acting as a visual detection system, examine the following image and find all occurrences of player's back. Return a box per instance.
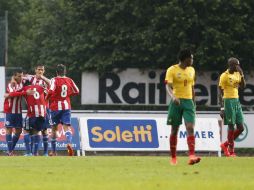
[49,76,79,111]
[24,85,46,117]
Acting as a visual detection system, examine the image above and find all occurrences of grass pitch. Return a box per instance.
[0,156,253,190]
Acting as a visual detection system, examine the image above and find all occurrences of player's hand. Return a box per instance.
[26,89,36,95]
[235,65,243,76]
[173,97,180,105]
[220,110,224,119]
[10,76,17,87]
[4,93,10,98]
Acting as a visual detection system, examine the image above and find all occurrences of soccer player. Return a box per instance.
[3,69,33,156]
[5,81,47,156]
[165,49,201,165]
[219,57,246,157]
[23,65,51,156]
[47,64,79,156]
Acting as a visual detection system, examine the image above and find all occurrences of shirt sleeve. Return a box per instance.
[164,67,174,84]
[47,78,56,96]
[70,79,79,96]
[7,83,15,93]
[219,73,226,89]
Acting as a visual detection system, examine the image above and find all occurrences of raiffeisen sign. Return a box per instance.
[81,69,254,106]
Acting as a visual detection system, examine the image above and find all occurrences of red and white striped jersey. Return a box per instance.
[23,74,49,107]
[48,76,79,111]
[23,85,47,117]
[3,82,24,114]
[23,74,48,87]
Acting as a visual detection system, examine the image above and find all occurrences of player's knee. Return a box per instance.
[238,125,244,132]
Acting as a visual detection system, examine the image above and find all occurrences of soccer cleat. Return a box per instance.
[67,144,74,156]
[7,151,14,156]
[43,153,49,156]
[24,153,33,156]
[188,155,201,165]
[49,151,57,156]
[170,157,178,165]
[220,143,230,157]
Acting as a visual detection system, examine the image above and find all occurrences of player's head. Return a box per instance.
[56,64,66,76]
[228,57,239,72]
[13,69,23,83]
[35,64,45,77]
[178,49,193,66]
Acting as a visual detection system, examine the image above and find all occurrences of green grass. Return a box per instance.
[0,156,254,190]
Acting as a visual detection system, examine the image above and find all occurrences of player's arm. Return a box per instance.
[165,83,180,105]
[235,65,246,89]
[46,78,55,100]
[218,74,225,118]
[4,89,35,98]
[192,70,196,103]
[40,75,51,86]
[192,86,195,103]
[70,79,80,96]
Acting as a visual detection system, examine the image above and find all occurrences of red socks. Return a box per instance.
[170,135,177,158]
[187,135,195,156]
[227,130,234,153]
[234,128,242,140]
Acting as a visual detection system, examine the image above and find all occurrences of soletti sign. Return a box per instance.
[81,69,254,106]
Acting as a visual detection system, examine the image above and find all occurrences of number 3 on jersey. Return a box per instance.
[61,84,68,97]
[33,88,40,99]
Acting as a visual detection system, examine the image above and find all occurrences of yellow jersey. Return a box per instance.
[165,64,195,99]
[219,70,241,98]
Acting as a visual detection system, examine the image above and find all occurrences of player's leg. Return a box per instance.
[235,101,244,140]
[11,113,23,152]
[5,113,14,155]
[31,117,45,156]
[182,99,201,165]
[49,110,60,156]
[42,129,49,156]
[23,130,32,156]
[61,110,74,156]
[167,100,182,165]
[31,130,41,156]
[5,128,13,156]
[222,99,236,157]
[230,101,245,157]
[12,128,22,151]
[49,125,58,156]
[41,109,52,156]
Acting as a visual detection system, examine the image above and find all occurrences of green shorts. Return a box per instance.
[224,98,244,125]
[167,99,196,126]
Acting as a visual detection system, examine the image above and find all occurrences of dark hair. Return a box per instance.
[56,64,66,76]
[23,80,31,87]
[13,68,23,76]
[35,64,45,69]
[178,49,192,62]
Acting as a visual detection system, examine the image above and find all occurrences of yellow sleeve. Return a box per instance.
[219,73,226,89]
[165,66,174,84]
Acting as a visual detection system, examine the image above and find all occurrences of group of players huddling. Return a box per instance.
[3,64,79,156]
